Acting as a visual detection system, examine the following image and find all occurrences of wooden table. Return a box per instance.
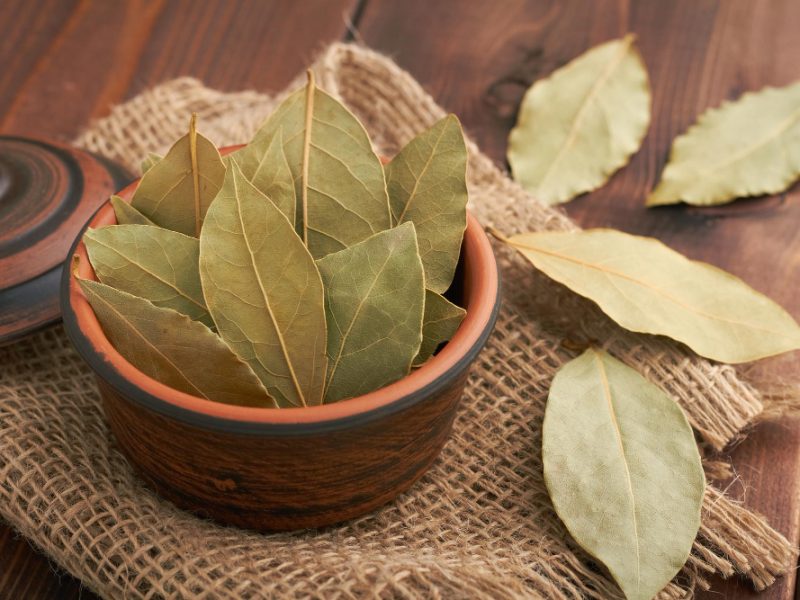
[1,1,798,598]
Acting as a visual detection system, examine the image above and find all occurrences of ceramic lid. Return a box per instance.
[0,136,130,344]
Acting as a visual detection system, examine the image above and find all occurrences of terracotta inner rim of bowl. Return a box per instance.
[68,159,499,425]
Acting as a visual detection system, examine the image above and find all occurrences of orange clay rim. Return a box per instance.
[65,150,499,427]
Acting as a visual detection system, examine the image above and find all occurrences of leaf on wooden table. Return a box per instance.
[140,152,162,175]
[131,114,226,236]
[500,228,800,363]
[385,115,468,293]
[199,162,327,407]
[508,34,651,205]
[317,222,425,403]
[647,81,800,206]
[227,128,296,227]
[110,195,156,226]
[84,224,211,326]
[543,348,704,600]
[414,290,466,366]
[79,279,274,407]
[231,71,390,258]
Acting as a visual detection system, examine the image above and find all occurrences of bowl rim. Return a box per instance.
[60,150,500,436]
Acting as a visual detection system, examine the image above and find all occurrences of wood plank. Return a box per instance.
[356,1,800,599]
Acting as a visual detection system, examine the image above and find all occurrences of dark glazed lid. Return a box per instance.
[0,136,130,344]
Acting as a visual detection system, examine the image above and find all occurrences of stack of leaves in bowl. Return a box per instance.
[77,73,469,408]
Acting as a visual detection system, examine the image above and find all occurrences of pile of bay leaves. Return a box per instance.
[78,73,468,408]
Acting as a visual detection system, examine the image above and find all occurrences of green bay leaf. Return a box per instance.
[386,115,468,293]
[317,222,425,403]
[79,278,274,407]
[131,117,226,236]
[543,348,704,600]
[110,195,155,226]
[231,74,390,258]
[508,34,651,205]
[140,152,162,175]
[414,290,465,366]
[199,162,328,407]
[84,224,211,327]
[503,228,800,363]
[647,81,800,206]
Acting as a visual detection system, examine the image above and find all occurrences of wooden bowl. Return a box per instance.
[60,149,500,532]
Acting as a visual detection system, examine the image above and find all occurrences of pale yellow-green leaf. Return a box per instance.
[199,162,327,407]
[647,81,800,206]
[232,78,390,258]
[227,128,296,227]
[503,228,800,363]
[140,152,162,175]
[543,348,704,600]
[317,222,425,403]
[79,278,274,407]
[414,290,465,366]
[84,224,211,327]
[508,34,651,205]
[386,115,468,293]
[110,195,155,226]
[131,119,226,236]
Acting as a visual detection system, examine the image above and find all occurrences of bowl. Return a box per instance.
[61,147,500,531]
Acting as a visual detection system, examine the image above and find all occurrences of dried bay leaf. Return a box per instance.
[317,222,425,403]
[110,195,155,226]
[131,115,226,236]
[232,72,390,258]
[140,152,162,174]
[500,228,800,363]
[385,115,468,293]
[647,81,800,206]
[543,348,704,600]
[84,224,211,326]
[508,34,651,205]
[414,290,466,366]
[199,162,327,407]
[79,279,274,407]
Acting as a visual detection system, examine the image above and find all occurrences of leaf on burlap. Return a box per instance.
[507,34,651,205]
[317,222,425,403]
[84,224,211,327]
[647,81,800,206]
[199,162,327,407]
[140,152,162,175]
[500,228,800,363]
[110,195,155,226]
[385,115,468,293]
[227,128,296,227]
[131,115,226,236]
[231,71,391,258]
[414,290,466,366]
[79,278,275,407]
[543,348,704,600]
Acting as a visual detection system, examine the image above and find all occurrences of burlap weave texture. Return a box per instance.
[0,43,794,599]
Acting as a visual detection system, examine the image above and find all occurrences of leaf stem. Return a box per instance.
[486,225,510,243]
[301,70,315,246]
[189,113,201,236]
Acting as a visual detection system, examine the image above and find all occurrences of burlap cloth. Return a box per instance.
[1,43,796,599]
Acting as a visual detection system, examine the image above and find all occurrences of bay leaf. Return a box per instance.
[79,278,274,407]
[543,348,704,600]
[317,222,425,403]
[231,71,390,258]
[385,115,468,293]
[110,195,155,226]
[647,81,800,206]
[140,152,162,175]
[84,224,211,326]
[131,115,226,236]
[499,228,800,363]
[199,162,327,407]
[228,128,296,227]
[413,290,466,366]
[507,34,651,205]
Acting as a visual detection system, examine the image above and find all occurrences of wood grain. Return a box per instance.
[1,0,799,597]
